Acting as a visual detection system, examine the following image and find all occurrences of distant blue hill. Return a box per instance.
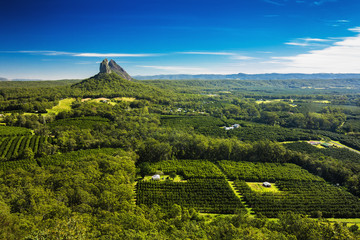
[134,73,360,80]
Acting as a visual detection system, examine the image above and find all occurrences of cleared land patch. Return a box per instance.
[113,97,136,102]
[46,98,75,115]
[247,182,281,193]
[143,174,186,182]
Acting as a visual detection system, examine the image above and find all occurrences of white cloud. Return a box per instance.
[263,0,284,6]
[272,29,360,73]
[300,38,331,42]
[285,37,332,47]
[313,0,337,6]
[17,50,73,56]
[285,42,311,47]
[179,51,255,60]
[337,20,349,23]
[179,51,236,56]
[349,27,360,33]
[74,53,158,57]
[231,55,256,60]
[6,50,159,58]
[263,0,337,6]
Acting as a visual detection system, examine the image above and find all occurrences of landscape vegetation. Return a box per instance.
[0,59,360,239]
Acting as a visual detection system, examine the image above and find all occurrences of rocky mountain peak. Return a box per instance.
[99,59,112,74]
[99,58,132,81]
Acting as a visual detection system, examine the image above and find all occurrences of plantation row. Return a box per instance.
[219,160,323,182]
[224,121,318,142]
[0,135,51,160]
[161,115,228,137]
[149,160,224,179]
[136,178,244,214]
[234,180,360,218]
[312,129,360,152]
[284,142,360,164]
[0,126,32,136]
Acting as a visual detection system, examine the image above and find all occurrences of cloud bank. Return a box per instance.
[273,27,360,73]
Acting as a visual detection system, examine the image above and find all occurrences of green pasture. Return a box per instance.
[143,174,186,182]
[46,98,75,115]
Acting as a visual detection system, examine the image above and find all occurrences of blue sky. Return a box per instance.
[1,0,360,79]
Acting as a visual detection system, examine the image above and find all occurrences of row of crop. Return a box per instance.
[150,160,224,179]
[137,178,244,214]
[0,136,49,160]
[219,160,323,182]
[5,136,23,159]
[284,142,360,164]
[0,159,37,171]
[312,129,360,151]
[0,126,32,136]
[234,180,360,218]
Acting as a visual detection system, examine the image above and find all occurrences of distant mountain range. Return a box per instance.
[134,73,360,80]
[0,77,47,81]
[3,72,360,82]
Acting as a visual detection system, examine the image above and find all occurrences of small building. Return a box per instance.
[263,182,271,187]
[233,124,240,128]
[152,174,161,181]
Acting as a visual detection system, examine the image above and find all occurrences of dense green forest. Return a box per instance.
[1,73,360,239]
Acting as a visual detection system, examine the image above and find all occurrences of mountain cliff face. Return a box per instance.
[99,59,132,81]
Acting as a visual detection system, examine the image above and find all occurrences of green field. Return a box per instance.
[46,98,75,115]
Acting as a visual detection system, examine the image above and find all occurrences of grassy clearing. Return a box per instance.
[255,99,293,104]
[313,100,331,103]
[46,98,75,115]
[91,98,110,102]
[228,180,254,215]
[113,97,136,102]
[247,182,281,193]
[327,218,360,226]
[143,174,186,182]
